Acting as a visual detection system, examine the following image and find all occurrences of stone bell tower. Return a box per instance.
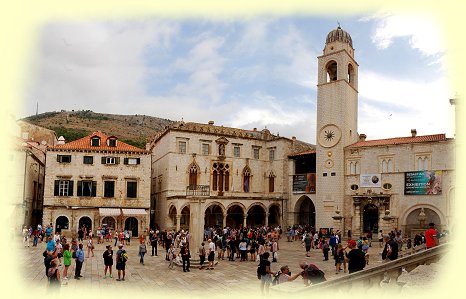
[315,26,359,233]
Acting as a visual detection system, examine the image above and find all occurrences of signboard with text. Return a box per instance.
[404,170,442,195]
[360,173,381,188]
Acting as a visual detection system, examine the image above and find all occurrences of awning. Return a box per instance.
[121,208,147,216]
[99,208,121,216]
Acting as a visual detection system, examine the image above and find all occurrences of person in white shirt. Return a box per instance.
[207,239,216,270]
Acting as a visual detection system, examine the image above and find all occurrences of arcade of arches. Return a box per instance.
[294,195,316,228]
[168,202,281,231]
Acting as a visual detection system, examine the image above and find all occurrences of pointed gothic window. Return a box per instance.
[268,172,275,193]
[189,163,199,189]
[243,167,251,192]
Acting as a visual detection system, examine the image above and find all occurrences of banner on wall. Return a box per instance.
[404,170,442,195]
[360,173,381,188]
[292,173,316,193]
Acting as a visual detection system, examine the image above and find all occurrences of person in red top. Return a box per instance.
[425,222,439,249]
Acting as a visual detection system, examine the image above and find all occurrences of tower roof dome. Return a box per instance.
[326,26,353,47]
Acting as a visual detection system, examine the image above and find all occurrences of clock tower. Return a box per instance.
[315,26,359,232]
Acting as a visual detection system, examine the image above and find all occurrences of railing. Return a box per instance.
[271,243,449,293]
[186,185,210,197]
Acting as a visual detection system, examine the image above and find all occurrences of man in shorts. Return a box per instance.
[116,244,127,281]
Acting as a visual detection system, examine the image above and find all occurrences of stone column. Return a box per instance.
[265,212,270,227]
[243,214,247,228]
[189,200,204,250]
[222,214,226,228]
[176,214,181,232]
[353,199,361,237]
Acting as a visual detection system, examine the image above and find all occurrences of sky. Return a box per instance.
[21,13,454,144]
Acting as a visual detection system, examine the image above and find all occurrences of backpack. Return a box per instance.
[272,271,281,285]
[120,250,128,263]
[356,249,366,270]
[306,264,326,284]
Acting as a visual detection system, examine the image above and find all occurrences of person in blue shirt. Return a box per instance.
[45,225,53,238]
[74,243,85,279]
[46,236,56,253]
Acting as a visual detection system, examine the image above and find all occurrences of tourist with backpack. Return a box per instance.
[298,262,326,285]
[47,258,61,291]
[116,244,128,281]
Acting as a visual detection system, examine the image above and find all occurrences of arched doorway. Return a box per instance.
[180,206,190,230]
[102,216,116,230]
[268,205,280,227]
[226,205,244,229]
[295,196,315,228]
[78,216,92,232]
[247,205,266,227]
[168,206,177,228]
[125,217,138,237]
[56,216,69,233]
[362,204,379,233]
[205,205,223,228]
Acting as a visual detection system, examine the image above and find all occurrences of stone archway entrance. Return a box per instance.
[125,217,138,237]
[247,205,266,227]
[102,216,116,230]
[205,204,223,228]
[268,205,280,227]
[295,196,315,227]
[362,204,379,233]
[405,207,442,236]
[78,216,92,232]
[56,216,69,232]
[226,205,244,229]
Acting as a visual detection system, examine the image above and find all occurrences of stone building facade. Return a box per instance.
[43,131,151,237]
[150,121,313,248]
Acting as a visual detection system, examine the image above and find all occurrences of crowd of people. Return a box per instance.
[26,221,445,293]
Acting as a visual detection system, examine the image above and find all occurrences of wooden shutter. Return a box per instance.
[54,180,59,196]
[124,158,128,165]
[77,181,82,196]
[101,157,106,164]
[92,181,97,197]
[115,157,120,164]
[136,158,140,164]
[68,181,74,196]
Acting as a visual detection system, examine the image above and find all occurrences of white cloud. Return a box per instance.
[358,70,453,139]
[233,18,271,55]
[366,13,445,58]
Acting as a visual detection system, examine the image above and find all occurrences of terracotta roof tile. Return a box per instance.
[49,131,148,153]
[288,150,316,157]
[347,134,449,148]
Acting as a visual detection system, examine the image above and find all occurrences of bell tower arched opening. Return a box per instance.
[326,60,338,82]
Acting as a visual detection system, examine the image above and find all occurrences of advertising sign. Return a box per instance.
[292,173,316,193]
[360,173,381,188]
[404,170,442,195]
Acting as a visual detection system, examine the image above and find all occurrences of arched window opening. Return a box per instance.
[326,61,338,82]
[347,63,355,86]
[268,172,275,193]
[188,163,198,189]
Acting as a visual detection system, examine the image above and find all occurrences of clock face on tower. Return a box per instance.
[318,124,342,148]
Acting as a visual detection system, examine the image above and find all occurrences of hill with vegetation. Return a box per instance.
[22,110,175,148]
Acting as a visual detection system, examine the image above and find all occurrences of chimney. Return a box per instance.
[411,129,417,137]
[359,134,366,142]
[208,121,214,125]
[57,136,66,145]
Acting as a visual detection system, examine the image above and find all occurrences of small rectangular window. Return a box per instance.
[331,172,336,176]
[77,180,97,197]
[323,173,328,177]
[202,143,209,155]
[127,181,137,198]
[57,155,72,163]
[269,149,275,161]
[179,141,187,154]
[91,138,100,147]
[102,157,119,165]
[104,181,115,198]
[83,156,93,164]
[234,146,240,158]
[124,158,140,165]
[253,147,260,159]
[108,139,117,147]
[54,180,74,196]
